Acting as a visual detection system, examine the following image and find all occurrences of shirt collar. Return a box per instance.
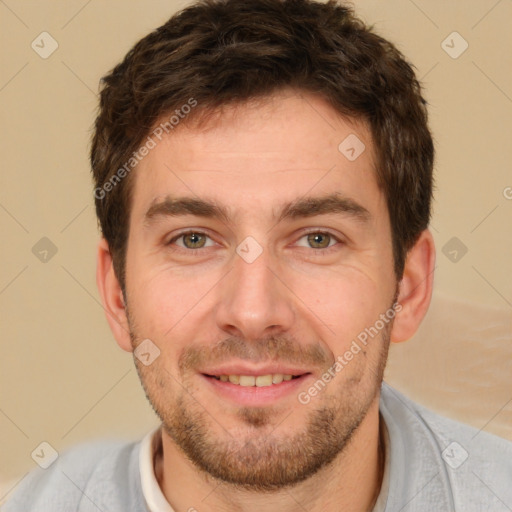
[139,415,391,512]
[139,426,175,512]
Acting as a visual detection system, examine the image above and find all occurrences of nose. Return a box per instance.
[214,243,296,342]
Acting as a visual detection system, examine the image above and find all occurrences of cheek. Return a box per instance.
[126,267,178,339]
[297,267,388,348]
[126,263,221,349]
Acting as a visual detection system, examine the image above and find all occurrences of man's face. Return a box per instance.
[123,91,398,490]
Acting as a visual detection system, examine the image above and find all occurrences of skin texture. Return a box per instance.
[97,89,435,512]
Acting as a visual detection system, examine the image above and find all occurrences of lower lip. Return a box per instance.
[201,374,312,406]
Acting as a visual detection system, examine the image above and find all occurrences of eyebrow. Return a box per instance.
[143,192,371,227]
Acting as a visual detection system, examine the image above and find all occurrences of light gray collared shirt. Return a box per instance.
[3,382,511,511]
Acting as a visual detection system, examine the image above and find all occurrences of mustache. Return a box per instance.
[178,335,332,373]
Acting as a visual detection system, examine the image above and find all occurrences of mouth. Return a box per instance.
[203,373,305,387]
[200,369,313,406]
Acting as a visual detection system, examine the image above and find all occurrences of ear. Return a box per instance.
[96,238,133,352]
[390,229,436,343]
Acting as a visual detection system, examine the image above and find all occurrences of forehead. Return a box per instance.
[129,91,384,223]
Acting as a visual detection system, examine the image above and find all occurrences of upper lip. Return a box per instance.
[200,363,312,377]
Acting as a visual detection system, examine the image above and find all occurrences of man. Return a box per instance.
[4,0,511,510]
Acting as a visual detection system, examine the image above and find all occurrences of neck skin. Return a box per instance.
[154,393,385,512]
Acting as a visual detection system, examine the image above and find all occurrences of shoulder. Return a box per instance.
[413,397,512,502]
[2,438,146,512]
[380,382,512,510]
[381,382,512,461]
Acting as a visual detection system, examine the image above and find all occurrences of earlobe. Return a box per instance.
[96,238,133,352]
[390,229,436,344]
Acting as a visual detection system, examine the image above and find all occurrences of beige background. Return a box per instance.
[1,0,511,502]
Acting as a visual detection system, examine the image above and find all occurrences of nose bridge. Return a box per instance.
[215,239,295,340]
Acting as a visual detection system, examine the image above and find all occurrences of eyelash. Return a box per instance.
[166,229,344,256]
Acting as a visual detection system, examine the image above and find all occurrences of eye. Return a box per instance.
[166,229,343,255]
[295,230,342,251]
[167,231,215,251]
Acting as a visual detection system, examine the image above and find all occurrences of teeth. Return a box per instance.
[255,375,272,387]
[272,374,284,384]
[239,375,256,386]
[214,373,299,386]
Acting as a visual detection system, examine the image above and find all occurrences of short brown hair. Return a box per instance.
[91,0,434,293]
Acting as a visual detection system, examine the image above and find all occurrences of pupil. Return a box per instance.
[310,233,328,248]
[188,233,202,247]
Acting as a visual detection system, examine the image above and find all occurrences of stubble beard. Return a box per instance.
[129,310,392,492]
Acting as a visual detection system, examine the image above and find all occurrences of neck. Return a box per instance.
[155,395,385,512]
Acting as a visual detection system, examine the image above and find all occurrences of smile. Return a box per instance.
[207,374,302,387]
[201,372,312,406]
